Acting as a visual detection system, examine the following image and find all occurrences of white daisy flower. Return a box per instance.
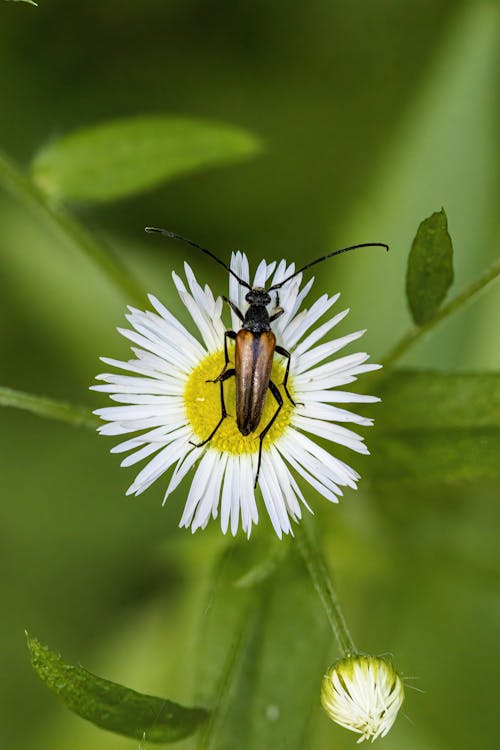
[92,250,380,538]
[321,655,405,742]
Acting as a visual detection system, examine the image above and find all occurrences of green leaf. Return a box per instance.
[31,115,261,203]
[195,543,267,750]
[26,633,208,743]
[4,0,37,5]
[369,370,500,481]
[196,545,330,750]
[246,552,331,750]
[406,208,454,325]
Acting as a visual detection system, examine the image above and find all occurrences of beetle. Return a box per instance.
[145,227,388,487]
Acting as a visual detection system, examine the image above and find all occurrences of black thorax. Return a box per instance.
[243,303,271,334]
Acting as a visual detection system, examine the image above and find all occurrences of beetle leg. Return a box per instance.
[190,369,235,447]
[207,330,237,382]
[275,345,299,406]
[269,307,284,322]
[222,295,244,322]
[254,379,283,488]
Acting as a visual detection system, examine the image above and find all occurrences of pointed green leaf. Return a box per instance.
[27,633,208,743]
[4,0,37,5]
[31,116,261,203]
[406,209,454,324]
[369,370,500,481]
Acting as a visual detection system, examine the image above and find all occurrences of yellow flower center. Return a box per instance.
[184,349,294,455]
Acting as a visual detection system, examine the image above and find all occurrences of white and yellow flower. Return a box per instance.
[92,252,380,538]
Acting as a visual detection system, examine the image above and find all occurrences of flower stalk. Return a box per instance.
[295,521,356,656]
[0,385,98,428]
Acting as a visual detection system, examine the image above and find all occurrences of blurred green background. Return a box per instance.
[0,1,498,749]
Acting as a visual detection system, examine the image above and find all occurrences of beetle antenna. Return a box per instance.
[268,242,389,291]
[145,227,252,290]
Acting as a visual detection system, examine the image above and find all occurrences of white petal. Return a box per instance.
[127,309,204,362]
[220,454,235,534]
[163,446,200,503]
[258,459,285,539]
[94,403,185,421]
[282,292,339,350]
[230,454,241,536]
[281,429,359,486]
[241,454,259,535]
[293,308,349,357]
[92,377,184,396]
[300,389,380,404]
[268,448,303,520]
[253,258,276,288]
[107,394,184,406]
[294,330,366,375]
[229,251,250,325]
[117,327,193,375]
[120,440,165,467]
[110,425,176,454]
[126,433,191,496]
[97,415,186,435]
[277,440,342,503]
[191,452,227,531]
[296,401,374,426]
[179,450,217,528]
[294,353,370,387]
[292,414,369,454]
[172,272,222,353]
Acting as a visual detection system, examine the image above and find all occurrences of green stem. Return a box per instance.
[382,256,500,369]
[0,386,98,429]
[295,522,356,656]
[0,149,145,306]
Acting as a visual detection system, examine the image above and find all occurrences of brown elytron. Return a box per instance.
[235,330,276,436]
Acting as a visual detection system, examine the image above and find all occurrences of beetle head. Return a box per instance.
[245,288,271,305]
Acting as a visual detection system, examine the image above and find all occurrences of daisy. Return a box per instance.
[92,249,381,538]
[321,655,405,742]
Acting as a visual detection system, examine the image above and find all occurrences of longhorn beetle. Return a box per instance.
[145,227,388,487]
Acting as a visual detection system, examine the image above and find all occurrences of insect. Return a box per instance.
[145,227,388,487]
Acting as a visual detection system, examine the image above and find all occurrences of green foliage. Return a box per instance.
[1,3,499,748]
[197,545,331,750]
[26,634,208,743]
[31,116,261,203]
[370,371,500,481]
[245,553,331,750]
[406,208,454,325]
[4,0,37,5]
[0,386,96,428]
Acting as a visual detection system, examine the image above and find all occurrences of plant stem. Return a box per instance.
[295,522,356,656]
[0,386,98,429]
[0,148,145,306]
[382,256,500,369]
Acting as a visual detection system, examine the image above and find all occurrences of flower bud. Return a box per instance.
[321,654,404,743]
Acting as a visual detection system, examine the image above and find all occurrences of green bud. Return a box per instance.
[321,654,405,743]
